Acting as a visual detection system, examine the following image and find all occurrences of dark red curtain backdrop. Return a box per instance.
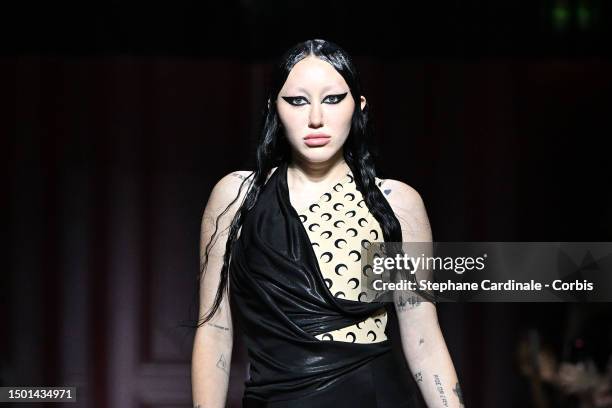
[3,56,612,407]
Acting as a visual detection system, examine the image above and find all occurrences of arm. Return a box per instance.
[192,171,252,408]
[382,180,464,408]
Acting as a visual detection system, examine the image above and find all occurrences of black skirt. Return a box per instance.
[242,351,419,408]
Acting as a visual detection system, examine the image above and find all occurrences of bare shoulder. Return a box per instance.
[212,171,254,199]
[376,178,424,208]
[376,178,432,241]
[204,170,254,221]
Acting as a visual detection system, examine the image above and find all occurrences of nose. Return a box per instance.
[308,102,323,129]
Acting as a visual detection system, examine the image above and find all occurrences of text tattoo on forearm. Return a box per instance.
[433,374,449,407]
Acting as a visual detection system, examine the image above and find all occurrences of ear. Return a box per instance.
[360,95,367,111]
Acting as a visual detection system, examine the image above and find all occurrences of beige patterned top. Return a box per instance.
[297,171,388,344]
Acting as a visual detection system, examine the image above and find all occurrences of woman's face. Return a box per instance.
[276,56,366,164]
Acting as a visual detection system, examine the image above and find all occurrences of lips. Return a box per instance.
[304,133,331,140]
[305,138,330,147]
[304,133,331,147]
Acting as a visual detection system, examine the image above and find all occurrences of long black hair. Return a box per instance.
[197,39,402,326]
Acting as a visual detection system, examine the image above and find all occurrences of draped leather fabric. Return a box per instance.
[229,162,400,402]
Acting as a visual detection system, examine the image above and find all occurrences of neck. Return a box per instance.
[287,149,350,186]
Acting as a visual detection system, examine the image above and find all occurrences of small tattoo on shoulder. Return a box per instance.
[415,371,423,383]
[206,322,230,332]
[384,188,391,195]
[232,172,247,180]
[419,337,424,346]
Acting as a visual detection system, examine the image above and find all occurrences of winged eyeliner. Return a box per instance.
[281,92,348,106]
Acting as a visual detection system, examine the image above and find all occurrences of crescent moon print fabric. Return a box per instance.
[297,172,389,344]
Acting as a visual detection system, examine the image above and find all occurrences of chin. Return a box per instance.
[300,147,341,163]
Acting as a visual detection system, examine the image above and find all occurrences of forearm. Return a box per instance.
[402,327,462,408]
[192,326,233,408]
[395,298,463,408]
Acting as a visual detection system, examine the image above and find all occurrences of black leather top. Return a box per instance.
[229,161,404,401]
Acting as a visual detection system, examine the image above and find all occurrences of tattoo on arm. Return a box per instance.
[216,353,229,375]
[433,374,449,407]
[232,172,247,180]
[395,293,422,312]
[453,382,464,406]
[415,371,423,383]
[206,323,230,332]
[419,337,424,346]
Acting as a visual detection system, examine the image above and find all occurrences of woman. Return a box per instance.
[192,39,463,408]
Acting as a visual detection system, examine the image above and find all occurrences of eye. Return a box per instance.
[323,92,348,104]
[281,96,308,106]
